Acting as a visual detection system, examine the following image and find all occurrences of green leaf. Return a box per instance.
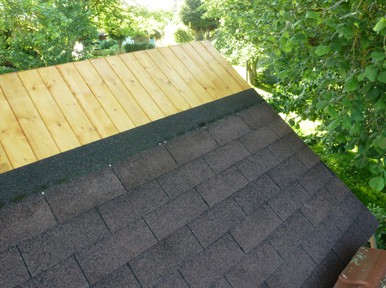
[377,71,386,83]
[364,66,378,82]
[337,26,353,39]
[371,51,385,61]
[369,177,385,192]
[373,136,386,150]
[315,45,331,56]
[373,17,386,33]
[374,97,386,112]
[325,106,339,118]
[345,78,359,92]
[316,100,329,110]
[306,11,320,22]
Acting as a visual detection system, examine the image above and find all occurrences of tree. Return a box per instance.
[204,0,386,192]
[0,0,97,71]
[180,0,218,40]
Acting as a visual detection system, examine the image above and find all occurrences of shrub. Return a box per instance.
[123,42,155,53]
[174,28,194,44]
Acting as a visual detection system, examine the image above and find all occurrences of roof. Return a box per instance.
[0,44,379,288]
[0,41,248,173]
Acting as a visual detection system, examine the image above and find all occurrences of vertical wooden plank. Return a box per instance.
[57,63,118,138]
[90,57,150,126]
[200,41,251,90]
[18,70,81,152]
[0,84,37,168]
[0,73,60,160]
[38,66,100,145]
[0,140,12,173]
[133,51,191,112]
[189,42,244,94]
[171,45,224,99]
[74,60,135,132]
[106,55,164,121]
[146,49,206,107]
[120,53,178,116]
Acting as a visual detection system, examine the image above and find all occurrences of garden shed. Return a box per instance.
[0,42,379,287]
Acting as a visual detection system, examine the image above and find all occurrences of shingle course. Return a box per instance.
[0,247,29,288]
[268,155,308,188]
[240,126,279,153]
[90,265,139,288]
[208,114,251,145]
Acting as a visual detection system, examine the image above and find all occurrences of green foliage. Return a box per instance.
[99,39,118,50]
[174,28,194,43]
[180,0,218,40]
[123,42,155,53]
[368,204,386,249]
[205,0,386,193]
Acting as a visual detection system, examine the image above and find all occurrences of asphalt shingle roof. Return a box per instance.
[0,89,378,288]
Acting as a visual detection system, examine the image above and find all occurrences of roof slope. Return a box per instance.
[0,41,249,173]
[0,89,378,288]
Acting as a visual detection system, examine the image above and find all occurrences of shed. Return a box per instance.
[0,41,379,288]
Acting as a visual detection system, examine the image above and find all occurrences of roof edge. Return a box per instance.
[0,88,263,206]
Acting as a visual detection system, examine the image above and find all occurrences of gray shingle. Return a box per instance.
[239,103,278,129]
[76,218,156,285]
[231,204,282,253]
[18,209,108,276]
[207,114,251,145]
[189,197,246,248]
[268,181,309,221]
[301,217,342,264]
[157,158,214,198]
[113,145,177,191]
[299,162,333,195]
[355,209,379,238]
[98,181,168,232]
[225,241,283,288]
[129,226,202,287]
[16,257,88,288]
[179,233,244,288]
[268,155,308,188]
[166,128,218,164]
[268,211,314,259]
[237,148,279,181]
[266,246,316,288]
[295,146,320,169]
[328,194,363,233]
[233,174,280,215]
[0,247,29,288]
[144,189,208,240]
[209,277,232,288]
[204,140,250,173]
[332,223,369,265]
[196,166,248,207]
[325,177,351,202]
[0,195,56,253]
[46,169,126,223]
[301,250,344,288]
[268,133,306,161]
[91,265,140,288]
[240,126,279,153]
[153,271,189,288]
[301,188,336,227]
[268,118,292,137]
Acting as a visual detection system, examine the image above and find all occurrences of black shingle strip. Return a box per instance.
[299,162,334,196]
[240,126,279,154]
[188,197,246,248]
[267,210,314,259]
[165,128,218,165]
[0,247,29,288]
[157,158,215,199]
[324,176,351,202]
[144,189,208,240]
[268,155,308,189]
[230,204,282,253]
[76,218,156,285]
[45,169,126,223]
[153,271,190,288]
[203,140,250,174]
[355,209,380,239]
[225,241,283,288]
[98,181,169,232]
[265,246,316,288]
[239,102,279,129]
[196,166,248,207]
[233,174,281,215]
[179,233,244,288]
[129,226,202,288]
[15,257,89,288]
[0,88,263,206]
[268,132,306,162]
[18,209,109,276]
[91,265,140,288]
[295,146,321,169]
